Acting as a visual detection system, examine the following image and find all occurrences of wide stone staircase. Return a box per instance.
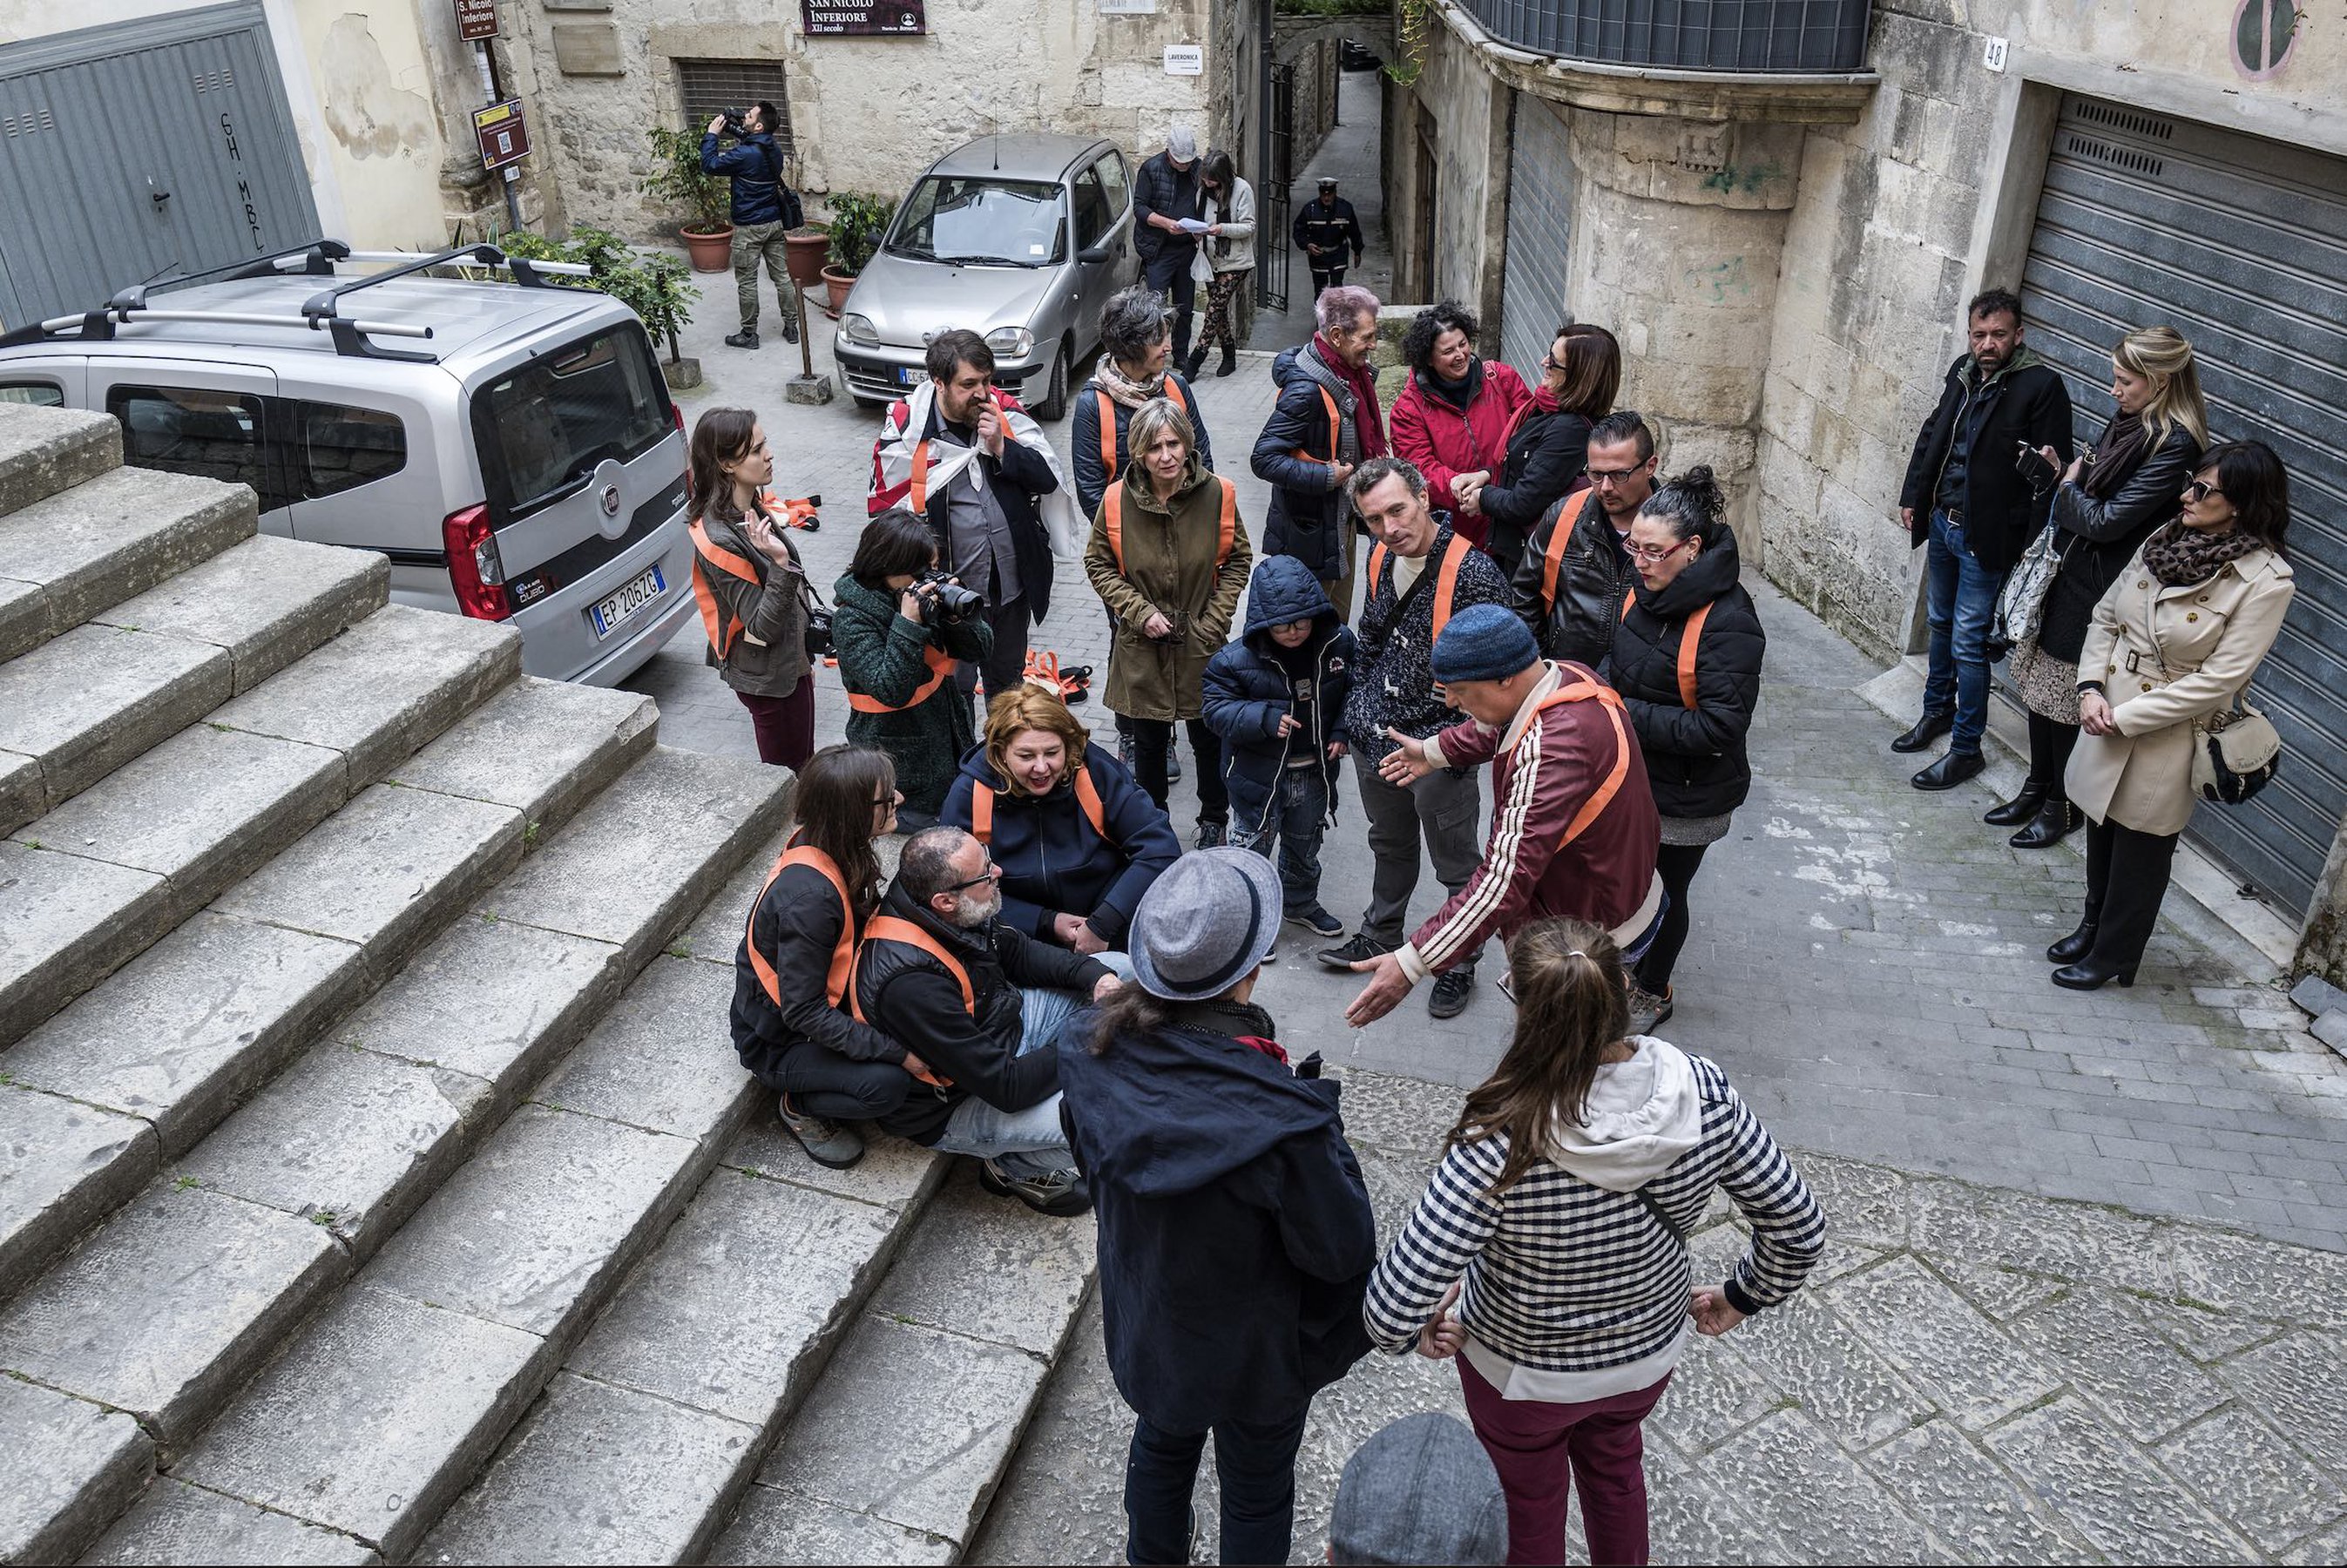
[0,405,1095,1565]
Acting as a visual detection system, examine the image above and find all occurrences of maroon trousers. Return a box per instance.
[736,680,815,770]
[1458,1355,1673,1567]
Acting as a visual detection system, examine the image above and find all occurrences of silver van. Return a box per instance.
[0,241,693,686]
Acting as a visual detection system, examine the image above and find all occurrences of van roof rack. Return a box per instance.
[0,240,592,362]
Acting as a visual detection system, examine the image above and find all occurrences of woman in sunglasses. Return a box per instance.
[1602,467,1764,1031]
[2058,440,2296,989]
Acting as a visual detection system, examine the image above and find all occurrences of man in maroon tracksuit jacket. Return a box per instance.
[1346,603,1661,1026]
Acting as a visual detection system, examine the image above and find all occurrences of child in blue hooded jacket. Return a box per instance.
[1202,555,1358,939]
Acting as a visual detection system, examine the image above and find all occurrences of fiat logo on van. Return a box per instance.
[599,483,622,517]
[591,458,629,540]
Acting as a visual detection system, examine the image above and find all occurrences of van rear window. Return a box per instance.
[477,325,670,519]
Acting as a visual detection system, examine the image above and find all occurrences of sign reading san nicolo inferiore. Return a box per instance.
[801,0,926,35]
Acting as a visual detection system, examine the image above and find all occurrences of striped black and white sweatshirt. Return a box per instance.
[1363,1041,1823,1402]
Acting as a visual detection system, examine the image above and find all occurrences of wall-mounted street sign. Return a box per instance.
[1163,44,1203,75]
[473,98,530,172]
[802,1,927,36]
[455,0,498,42]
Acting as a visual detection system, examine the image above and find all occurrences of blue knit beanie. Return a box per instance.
[1431,603,1539,684]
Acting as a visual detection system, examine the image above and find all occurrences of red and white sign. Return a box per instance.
[455,0,498,42]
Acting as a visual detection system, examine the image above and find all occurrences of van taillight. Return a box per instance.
[443,504,511,620]
[671,402,685,434]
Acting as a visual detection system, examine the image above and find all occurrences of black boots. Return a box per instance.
[1911,750,1985,790]
[1217,341,1237,377]
[2046,923,2098,964]
[2053,957,2136,990]
[1890,712,1952,753]
[1180,347,1207,382]
[2010,799,2082,849]
[1984,785,2046,827]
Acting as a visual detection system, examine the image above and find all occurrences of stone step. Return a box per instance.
[0,403,120,520]
[0,678,655,1305]
[0,1374,150,1566]
[707,1164,1100,1565]
[3,749,788,1564]
[0,606,517,1051]
[0,535,385,836]
[0,461,254,667]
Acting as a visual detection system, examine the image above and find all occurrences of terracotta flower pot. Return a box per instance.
[821,264,856,317]
[785,228,830,287]
[681,226,734,274]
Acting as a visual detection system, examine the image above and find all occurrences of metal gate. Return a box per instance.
[0,1,317,328]
[1257,62,1295,314]
[2021,92,2347,916]
[1498,93,1574,376]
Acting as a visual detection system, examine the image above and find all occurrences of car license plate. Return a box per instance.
[590,564,665,639]
[896,365,921,387]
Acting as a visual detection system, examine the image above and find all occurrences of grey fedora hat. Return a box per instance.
[1127,848,1283,1003]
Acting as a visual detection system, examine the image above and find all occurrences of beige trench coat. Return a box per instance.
[2066,541,2294,836]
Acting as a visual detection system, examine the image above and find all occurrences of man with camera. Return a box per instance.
[700,103,804,350]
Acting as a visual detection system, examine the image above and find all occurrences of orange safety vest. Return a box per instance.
[847,914,963,1087]
[1095,382,1192,483]
[1289,385,1343,465]
[1103,475,1238,576]
[847,643,954,714]
[744,842,856,1010]
[687,517,763,661]
[1537,489,1595,615]
[970,763,1110,844]
[1531,672,1633,850]
[1366,532,1475,645]
[1619,590,1713,711]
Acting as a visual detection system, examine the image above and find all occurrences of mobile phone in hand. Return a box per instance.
[2015,441,2060,487]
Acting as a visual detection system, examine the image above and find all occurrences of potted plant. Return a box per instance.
[821,191,896,314]
[498,226,705,389]
[642,125,734,274]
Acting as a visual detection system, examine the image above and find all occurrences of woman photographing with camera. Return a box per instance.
[2056,440,2296,990]
[686,407,818,770]
[833,508,992,828]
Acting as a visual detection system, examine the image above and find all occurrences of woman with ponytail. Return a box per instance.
[1363,919,1823,1567]
[1605,465,1766,1024]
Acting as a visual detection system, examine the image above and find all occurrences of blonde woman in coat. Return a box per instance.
[2054,440,2296,990]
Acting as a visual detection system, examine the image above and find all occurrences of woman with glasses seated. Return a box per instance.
[939,685,1182,957]
[2054,441,2295,990]
[1603,467,1765,1030]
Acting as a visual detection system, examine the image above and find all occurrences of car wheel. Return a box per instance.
[1035,343,1070,422]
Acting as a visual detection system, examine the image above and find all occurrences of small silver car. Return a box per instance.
[0,242,694,686]
[833,135,1141,419]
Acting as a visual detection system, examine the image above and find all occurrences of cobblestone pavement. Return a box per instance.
[971,1070,2347,1566]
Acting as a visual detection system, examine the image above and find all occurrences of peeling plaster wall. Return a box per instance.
[294,2,449,248]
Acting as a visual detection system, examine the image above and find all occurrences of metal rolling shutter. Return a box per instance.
[2021,92,2347,916]
[1499,94,1574,379]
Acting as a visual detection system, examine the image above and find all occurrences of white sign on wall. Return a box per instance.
[1163,44,1203,75]
[1099,0,1157,12]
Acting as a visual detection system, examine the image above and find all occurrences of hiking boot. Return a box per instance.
[1285,902,1344,939]
[1429,965,1476,1019]
[725,330,760,350]
[1627,984,1672,1036]
[1316,931,1393,971]
[978,1160,1093,1217]
[781,312,800,344]
[1194,820,1226,849]
[778,1095,862,1169]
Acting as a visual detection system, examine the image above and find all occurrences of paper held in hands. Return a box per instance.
[1175,218,1211,234]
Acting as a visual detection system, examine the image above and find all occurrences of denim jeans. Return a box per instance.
[1124,1406,1311,1566]
[927,953,1131,1180]
[1231,766,1329,910]
[1920,510,2006,755]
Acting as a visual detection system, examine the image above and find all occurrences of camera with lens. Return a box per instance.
[916,568,984,625]
[717,106,748,138]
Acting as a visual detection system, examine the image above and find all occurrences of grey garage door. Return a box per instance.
[2021,91,2347,917]
[0,1,317,329]
[1498,93,1574,380]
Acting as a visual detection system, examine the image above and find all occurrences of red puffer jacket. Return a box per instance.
[1388,360,1532,550]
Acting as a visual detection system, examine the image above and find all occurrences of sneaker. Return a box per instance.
[725,330,760,349]
[1117,727,1139,774]
[1316,931,1394,971]
[778,1094,862,1169]
[781,314,800,344]
[1627,984,1673,1035]
[1429,965,1476,1019]
[1167,747,1183,784]
[1194,820,1226,849]
[978,1159,1093,1217]
[1285,902,1344,939]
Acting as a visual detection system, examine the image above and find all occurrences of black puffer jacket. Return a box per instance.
[856,881,1111,1146]
[1477,404,1592,579]
[1512,488,1627,667]
[1607,529,1765,821]
[2036,420,2202,663]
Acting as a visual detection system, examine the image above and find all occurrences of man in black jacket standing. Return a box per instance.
[1133,127,1207,366]
[1893,287,2073,789]
[858,828,1125,1215]
[1513,409,1656,663]
[700,104,802,350]
[1294,177,1364,300]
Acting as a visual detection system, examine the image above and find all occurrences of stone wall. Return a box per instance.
[1273,11,1392,176]
[1397,12,1504,323]
[508,0,1243,240]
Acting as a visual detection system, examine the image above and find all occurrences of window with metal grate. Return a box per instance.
[675,60,796,166]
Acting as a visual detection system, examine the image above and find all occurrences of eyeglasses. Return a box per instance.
[1625,537,1694,563]
[1539,353,1562,374]
[1587,465,1648,487]
[941,855,998,895]
[2181,480,2225,504]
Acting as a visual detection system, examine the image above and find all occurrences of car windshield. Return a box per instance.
[478,324,670,518]
[889,176,1065,267]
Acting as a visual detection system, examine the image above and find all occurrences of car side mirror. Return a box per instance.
[1077,245,1111,265]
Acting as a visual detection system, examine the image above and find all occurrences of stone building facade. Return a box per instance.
[1385,0,2347,977]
